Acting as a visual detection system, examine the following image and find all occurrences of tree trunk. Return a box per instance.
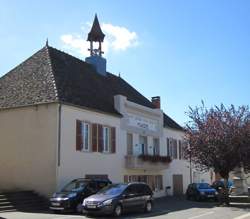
[223,177,230,206]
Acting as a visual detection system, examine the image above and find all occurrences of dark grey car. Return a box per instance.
[82,182,154,217]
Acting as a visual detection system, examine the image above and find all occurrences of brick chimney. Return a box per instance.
[151,96,161,109]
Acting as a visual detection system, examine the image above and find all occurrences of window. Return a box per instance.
[178,140,182,159]
[153,138,160,155]
[127,133,133,155]
[139,135,148,155]
[103,126,110,152]
[172,139,178,159]
[167,138,170,156]
[81,122,90,151]
[166,138,177,159]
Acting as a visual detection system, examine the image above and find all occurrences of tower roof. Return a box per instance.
[87,14,105,42]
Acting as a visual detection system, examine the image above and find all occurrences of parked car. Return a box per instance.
[186,183,218,201]
[49,178,111,213]
[82,182,154,217]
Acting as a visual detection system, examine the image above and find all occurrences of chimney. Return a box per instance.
[151,96,161,109]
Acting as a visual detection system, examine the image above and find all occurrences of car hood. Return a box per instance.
[198,188,216,193]
[53,191,77,198]
[85,194,118,202]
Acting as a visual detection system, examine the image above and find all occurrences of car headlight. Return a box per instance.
[52,193,57,198]
[215,191,219,195]
[67,193,77,198]
[99,199,112,207]
[83,199,87,206]
[200,191,205,195]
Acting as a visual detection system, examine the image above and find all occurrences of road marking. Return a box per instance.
[188,211,215,219]
[233,213,250,219]
[52,216,84,219]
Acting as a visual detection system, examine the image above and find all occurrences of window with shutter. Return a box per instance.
[173,139,178,159]
[178,140,182,159]
[111,127,116,153]
[76,120,83,151]
[167,138,170,156]
[92,124,98,152]
[98,124,103,152]
[103,126,110,152]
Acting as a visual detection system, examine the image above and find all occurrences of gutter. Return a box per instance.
[58,104,61,166]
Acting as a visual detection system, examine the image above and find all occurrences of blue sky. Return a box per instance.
[1,0,250,125]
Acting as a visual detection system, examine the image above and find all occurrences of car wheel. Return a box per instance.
[52,210,61,214]
[144,201,152,213]
[113,204,122,217]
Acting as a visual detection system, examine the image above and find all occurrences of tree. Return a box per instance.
[184,103,250,203]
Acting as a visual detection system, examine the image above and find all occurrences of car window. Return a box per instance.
[142,184,152,195]
[61,180,88,192]
[125,185,138,196]
[97,181,108,190]
[197,183,211,189]
[97,184,127,195]
[87,181,97,192]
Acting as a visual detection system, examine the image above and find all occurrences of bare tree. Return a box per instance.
[184,103,250,203]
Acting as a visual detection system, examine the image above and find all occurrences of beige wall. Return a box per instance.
[58,105,124,191]
[0,103,58,197]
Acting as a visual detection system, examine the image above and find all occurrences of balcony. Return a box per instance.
[125,154,171,171]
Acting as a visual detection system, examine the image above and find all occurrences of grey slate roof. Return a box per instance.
[0,46,183,131]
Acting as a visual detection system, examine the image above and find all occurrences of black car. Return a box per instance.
[186,183,218,201]
[49,178,111,213]
[82,182,154,217]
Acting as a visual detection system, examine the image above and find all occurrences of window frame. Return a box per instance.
[103,126,111,153]
[81,121,91,152]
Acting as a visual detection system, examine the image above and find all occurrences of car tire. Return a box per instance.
[113,204,122,217]
[144,201,152,213]
[52,210,61,214]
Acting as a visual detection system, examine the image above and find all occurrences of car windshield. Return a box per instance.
[197,183,211,189]
[62,180,88,192]
[97,184,127,195]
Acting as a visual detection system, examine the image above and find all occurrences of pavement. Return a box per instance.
[0,196,250,219]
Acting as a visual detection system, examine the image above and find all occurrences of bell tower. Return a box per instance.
[85,14,107,76]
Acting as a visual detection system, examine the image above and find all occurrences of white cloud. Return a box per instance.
[60,22,138,57]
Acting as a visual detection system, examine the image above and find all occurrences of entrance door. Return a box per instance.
[173,174,183,196]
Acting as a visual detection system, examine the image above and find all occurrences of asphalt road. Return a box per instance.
[0,196,250,219]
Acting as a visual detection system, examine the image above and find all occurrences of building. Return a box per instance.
[0,15,210,198]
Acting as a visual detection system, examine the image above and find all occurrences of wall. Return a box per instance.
[0,104,58,197]
[163,127,211,195]
[58,105,125,191]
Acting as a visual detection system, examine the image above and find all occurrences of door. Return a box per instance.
[122,185,140,211]
[173,174,183,196]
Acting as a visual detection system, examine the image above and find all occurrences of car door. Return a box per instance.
[136,184,148,208]
[122,185,140,212]
[85,181,98,197]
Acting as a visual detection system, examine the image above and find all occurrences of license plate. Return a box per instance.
[52,202,60,206]
[87,205,97,209]
[207,195,214,197]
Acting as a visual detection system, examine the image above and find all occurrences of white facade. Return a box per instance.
[57,95,211,198]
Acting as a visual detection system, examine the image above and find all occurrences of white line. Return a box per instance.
[233,212,250,219]
[52,216,84,219]
[188,211,215,219]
